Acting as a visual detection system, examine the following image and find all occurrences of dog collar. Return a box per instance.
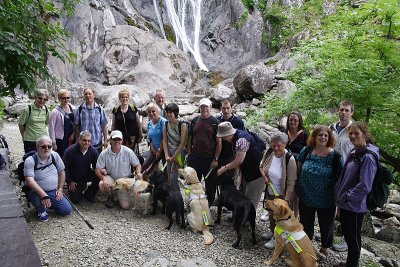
[275,226,306,253]
[276,215,291,222]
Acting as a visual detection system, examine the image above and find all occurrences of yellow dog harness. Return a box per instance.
[274,226,306,253]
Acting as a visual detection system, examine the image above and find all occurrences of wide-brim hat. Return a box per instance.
[110,130,123,139]
[217,121,236,138]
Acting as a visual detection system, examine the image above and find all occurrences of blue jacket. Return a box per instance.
[335,144,378,213]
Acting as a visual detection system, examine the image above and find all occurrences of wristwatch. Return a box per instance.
[213,156,218,161]
[57,188,63,191]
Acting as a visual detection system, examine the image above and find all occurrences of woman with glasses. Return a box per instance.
[297,125,342,258]
[49,89,75,157]
[111,88,143,150]
[19,89,51,153]
[142,103,167,176]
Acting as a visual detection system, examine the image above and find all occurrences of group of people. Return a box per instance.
[19,87,377,267]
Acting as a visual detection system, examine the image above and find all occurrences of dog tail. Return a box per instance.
[202,228,214,245]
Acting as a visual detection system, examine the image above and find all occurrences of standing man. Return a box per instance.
[19,89,50,153]
[74,87,109,154]
[187,98,221,206]
[330,100,354,163]
[96,130,143,209]
[216,99,245,188]
[330,100,354,253]
[63,130,99,204]
[24,135,72,222]
[154,89,166,118]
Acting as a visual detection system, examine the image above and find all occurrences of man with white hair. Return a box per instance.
[154,89,166,118]
[96,130,143,209]
[24,135,72,222]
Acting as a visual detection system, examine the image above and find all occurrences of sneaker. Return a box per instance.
[333,237,348,252]
[261,231,273,240]
[38,211,48,222]
[105,194,115,208]
[260,213,269,222]
[264,237,275,249]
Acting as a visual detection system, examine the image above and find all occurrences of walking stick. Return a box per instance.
[64,194,94,229]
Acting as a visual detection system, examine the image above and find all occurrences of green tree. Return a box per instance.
[285,0,400,174]
[0,0,79,97]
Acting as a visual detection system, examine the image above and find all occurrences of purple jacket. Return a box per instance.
[335,144,378,213]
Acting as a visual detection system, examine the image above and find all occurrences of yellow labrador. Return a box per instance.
[178,167,214,245]
[113,178,151,214]
[264,198,317,267]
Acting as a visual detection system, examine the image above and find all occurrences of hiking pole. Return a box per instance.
[64,195,94,229]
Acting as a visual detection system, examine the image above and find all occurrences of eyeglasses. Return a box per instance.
[81,139,91,142]
[61,97,70,100]
[38,97,48,101]
[41,145,52,149]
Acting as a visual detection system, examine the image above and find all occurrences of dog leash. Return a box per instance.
[203,167,214,180]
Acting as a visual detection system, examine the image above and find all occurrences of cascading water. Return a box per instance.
[153,0,209,71]
[153,0,167,39]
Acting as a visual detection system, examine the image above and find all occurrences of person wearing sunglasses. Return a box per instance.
[48,89,75,157]
[23,135,72,222]
[19,89,50,153]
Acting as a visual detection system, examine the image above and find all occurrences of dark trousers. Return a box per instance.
[188,153,216,207]
[68,173,99,204]
[23,141,36,153]
[340,208,365,267]
[299,201,335,248]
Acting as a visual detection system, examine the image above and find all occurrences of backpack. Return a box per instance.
[246,129,266,153]
[165,119,190,146]
[77,103,102,125]
[17,151,57,207]
[355,150,393,210]
[0,134,8,149]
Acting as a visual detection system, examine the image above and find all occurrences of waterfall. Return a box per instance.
[153,0,167,39]
[154,0,208,71]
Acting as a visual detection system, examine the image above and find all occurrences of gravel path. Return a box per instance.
[1,120,347,267]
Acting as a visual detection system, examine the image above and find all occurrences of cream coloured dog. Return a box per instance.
[178,167,214,245]
[112,178,152,214]
[264,198,317,267]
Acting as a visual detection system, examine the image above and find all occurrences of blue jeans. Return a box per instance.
[29,189,72,215]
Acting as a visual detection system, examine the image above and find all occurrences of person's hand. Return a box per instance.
[56,189,63,201]
[166,155,171,162]
[68,181,77,192]
[100,168,107,176]
[263,175,270,184]
[41,196,52,208]
[170,154,177,162]
[103,142,108,149]
[52,143,58,151]
[136,172,143,180]
[210,159,218,169]
[102,178,112,189]
[137,136,143,143]
[156,150,162,159]
[217,166,226,176]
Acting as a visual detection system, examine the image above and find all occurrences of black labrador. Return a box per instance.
[149,170,169,215]
[165,187,185,230]
[215,183,257,248]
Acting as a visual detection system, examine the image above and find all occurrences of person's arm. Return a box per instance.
[211,137,222,168]
[162,126,170,160]
[48,110,58,150]
[285,156,298,201]
[259,150,270,183]
[102,123,108,148]
[217,151,246,176]
[55,170,66,201]
[18,108,27,139]
[111,113,116,131]
[26,176,52,208]
[18,124,25,139]
[136,112,143,143]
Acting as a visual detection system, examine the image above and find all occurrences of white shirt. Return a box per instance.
[268,155,283,196]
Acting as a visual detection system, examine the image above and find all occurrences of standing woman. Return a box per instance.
[284,111,308,218]
[334,122,377,267]
[259,131,297,249]
[297,125,342,257]
[48,89,75,157]
[143,103,167,175]
[111,88,143,150]
[162,103,188,189]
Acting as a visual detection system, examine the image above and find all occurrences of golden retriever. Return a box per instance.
[112,178,151,214]
[178,167,214,245]
[264,198,317,267]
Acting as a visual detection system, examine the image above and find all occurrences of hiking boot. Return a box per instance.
[38,211,49,222]
[105,194,115,208]
[260,213,269,222]
[84,192,96,203]
[261,231,273,240]
[333,237,348,252]
[264,237,275,249]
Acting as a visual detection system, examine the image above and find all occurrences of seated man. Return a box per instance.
[63,130,99,204]
[96,130,143,209]
[24,135,72,222]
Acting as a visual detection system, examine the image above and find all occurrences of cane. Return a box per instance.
[64,194,94,229]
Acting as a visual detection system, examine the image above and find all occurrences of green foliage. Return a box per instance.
[242,0,255,10]
[257,0,267,12]
[207,71,225,87]
[0,0,79,97]
[163,24,176,44]
[0,99,4,120]
[235,10,249,29]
